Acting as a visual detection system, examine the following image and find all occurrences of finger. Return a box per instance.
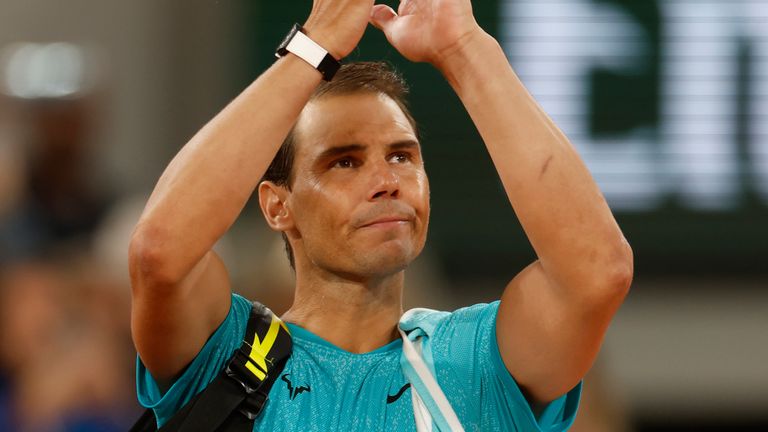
[398,0,418,16]
[370,4,398,32]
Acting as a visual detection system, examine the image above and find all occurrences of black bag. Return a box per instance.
[130,302,293,432]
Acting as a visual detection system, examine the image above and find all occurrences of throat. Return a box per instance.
[281,277,404,353]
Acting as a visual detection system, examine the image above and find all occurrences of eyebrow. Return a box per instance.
[315,140,420,161]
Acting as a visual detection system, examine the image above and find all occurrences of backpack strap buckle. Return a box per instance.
[224,347,268,394]
[224,341,274,420]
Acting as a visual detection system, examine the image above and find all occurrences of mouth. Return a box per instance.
[354,202,418,231]
[360,216,412,229]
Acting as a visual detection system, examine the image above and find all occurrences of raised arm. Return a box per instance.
[129,1,373,382]
[372,0,632,403]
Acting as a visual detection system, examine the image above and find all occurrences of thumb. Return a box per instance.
[370,4,398,32]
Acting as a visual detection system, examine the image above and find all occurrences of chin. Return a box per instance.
[354,241,419,277]
[367,256,411,276]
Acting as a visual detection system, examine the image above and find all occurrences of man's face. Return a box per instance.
[285,92,430,279]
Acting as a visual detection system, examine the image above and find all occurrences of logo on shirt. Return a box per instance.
[281,374,311,400]
[386,383,411,404]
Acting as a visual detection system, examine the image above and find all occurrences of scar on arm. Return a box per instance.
[539,155,554,179]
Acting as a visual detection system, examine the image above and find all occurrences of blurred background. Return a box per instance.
[0,0,766,431]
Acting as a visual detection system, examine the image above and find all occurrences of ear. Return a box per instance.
[258,181,293,232]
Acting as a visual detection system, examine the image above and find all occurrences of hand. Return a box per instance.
[304,0,376,59]
[369,0,486,68]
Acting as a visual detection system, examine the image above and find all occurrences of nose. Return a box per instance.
[368,161,400,200]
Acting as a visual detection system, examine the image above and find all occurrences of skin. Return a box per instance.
[260,93,430,348]
[130,0,632,406]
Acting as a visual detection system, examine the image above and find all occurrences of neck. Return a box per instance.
[281,265,404,354]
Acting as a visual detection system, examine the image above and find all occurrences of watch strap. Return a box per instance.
[275,24,340,81]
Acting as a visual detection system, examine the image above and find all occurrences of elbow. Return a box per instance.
[573,239,633,307]
[593,239,633,304]
[128,225,183,290]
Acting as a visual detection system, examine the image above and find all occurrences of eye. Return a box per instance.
[389,152,412,164]
[332,157,357,169]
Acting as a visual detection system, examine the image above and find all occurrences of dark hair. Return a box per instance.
[261,61,418,269]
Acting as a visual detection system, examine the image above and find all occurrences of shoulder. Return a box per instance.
[136,292,254,427]
[400,301,500,374]
[231,292,255,320]
[400,302,500,337]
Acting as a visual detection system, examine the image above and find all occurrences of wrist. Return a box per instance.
[302,22,345,60]
[435,29,501,88]
[276,24,341,81]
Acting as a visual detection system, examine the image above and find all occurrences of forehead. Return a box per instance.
[293,92,418,158]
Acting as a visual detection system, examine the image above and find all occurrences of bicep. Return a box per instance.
[496,260,620,403]
[131,250,232,383]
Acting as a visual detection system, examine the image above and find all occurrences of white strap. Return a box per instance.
[412,387,433,432]
[399,328,465,432]
[284,30,327,68]
[409,337,433,432]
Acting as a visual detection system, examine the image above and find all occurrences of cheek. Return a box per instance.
[417,174,431,244]
[410,170,431,218]
[291,183,351,239]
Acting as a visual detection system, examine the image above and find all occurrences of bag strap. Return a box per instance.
[130,301,292,432]
[399,327,465,432]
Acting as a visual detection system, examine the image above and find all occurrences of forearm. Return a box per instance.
[440,32,632,294]
[132,55,322,282]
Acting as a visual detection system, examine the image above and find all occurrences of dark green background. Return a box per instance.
[244,0,768,280]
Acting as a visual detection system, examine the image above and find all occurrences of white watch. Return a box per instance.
[275,24,340,81]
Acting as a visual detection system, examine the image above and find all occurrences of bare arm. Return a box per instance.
[129,2,373,382]
[372,0,632,403]
[443,34,632,403]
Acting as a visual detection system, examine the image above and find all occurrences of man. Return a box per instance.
[129,0,633,430]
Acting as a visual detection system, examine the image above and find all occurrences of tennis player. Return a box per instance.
[129,0,633,430]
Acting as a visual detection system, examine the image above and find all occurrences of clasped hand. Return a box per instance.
[304,0,484,69]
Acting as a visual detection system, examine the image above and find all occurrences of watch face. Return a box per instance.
[276,23,303,57]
